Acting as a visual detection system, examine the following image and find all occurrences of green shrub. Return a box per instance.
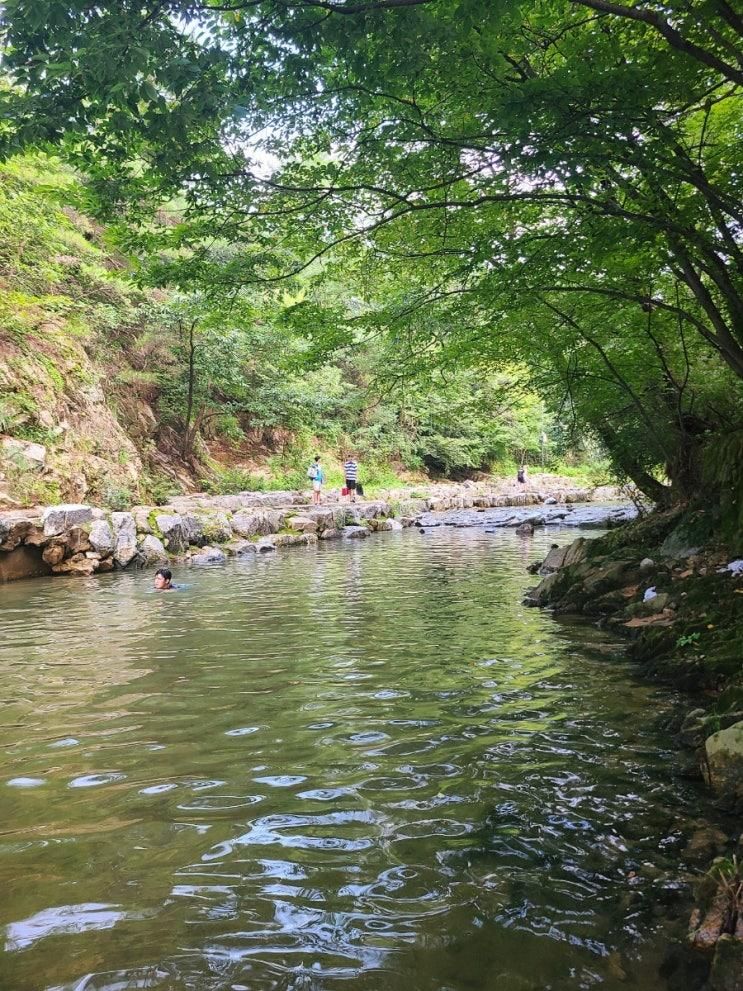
[101,483,134,511]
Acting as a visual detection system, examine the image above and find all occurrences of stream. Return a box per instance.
[0,524,710,990]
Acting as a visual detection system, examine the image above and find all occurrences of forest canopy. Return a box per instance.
[1,0,742,508]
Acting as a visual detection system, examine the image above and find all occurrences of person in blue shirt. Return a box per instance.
[307,454,325,504]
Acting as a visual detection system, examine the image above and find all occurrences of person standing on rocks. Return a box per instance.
[343,455,359,502]
[517,464,527,485]
[308,455,325,505]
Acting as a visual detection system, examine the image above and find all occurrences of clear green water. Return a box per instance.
[0,528,706,990]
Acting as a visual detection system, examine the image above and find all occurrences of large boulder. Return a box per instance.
[41,504,92,537]
[704,720,743,810]
[111,511,139,567]
[138,535,168,565]
[89,519,114,556]
[155,513,187,553]
[181,514,205,546]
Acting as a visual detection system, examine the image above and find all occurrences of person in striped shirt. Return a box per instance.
[343,456,359,502]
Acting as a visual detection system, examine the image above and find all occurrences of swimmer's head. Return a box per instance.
[154,568,172,590]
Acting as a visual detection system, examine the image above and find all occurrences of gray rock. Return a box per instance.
[181,513,205,546]
[138,534,168,565]
[256,537,277,553]
[515,521,534,536]
[111,511,138,567]
[543,496,558,505]
[88,519,114,556]
[155,513,187,553]
[131,506,153,534]
[232,510,275,538]
[319,528,340,540]
[343,525,371,539]
[226,539,257,556]
[639,557,655,572]
[1,437,46,469]
[190,546,226,565]
[705,720,743,810]
[523,570,560,607]
[42,504,92,536]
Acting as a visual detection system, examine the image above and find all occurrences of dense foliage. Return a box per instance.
[1,0,741,507]
[0,156,558,505]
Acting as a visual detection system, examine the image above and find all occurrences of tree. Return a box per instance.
[2,0,742,501]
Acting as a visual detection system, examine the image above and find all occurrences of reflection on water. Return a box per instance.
[0,528,706,990]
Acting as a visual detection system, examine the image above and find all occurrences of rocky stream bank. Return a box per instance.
[0,477,622,583]
[524,509,743,990]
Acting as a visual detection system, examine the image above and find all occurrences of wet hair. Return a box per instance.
[314,454,321,460]
[155,568,172,581]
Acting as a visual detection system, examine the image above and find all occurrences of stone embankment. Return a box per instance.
[523,510,743,982]
[0,477,620,582]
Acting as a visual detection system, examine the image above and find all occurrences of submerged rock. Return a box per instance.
[225,539,257,556]
[190,546,226,565]
[342,525,371,539]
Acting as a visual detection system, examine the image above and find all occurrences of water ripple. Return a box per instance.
[0,527,718,990]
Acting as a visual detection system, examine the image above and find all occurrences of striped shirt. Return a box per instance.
[343,460,358,481]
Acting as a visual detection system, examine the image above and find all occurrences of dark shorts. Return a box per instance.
[345,478,357,491]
